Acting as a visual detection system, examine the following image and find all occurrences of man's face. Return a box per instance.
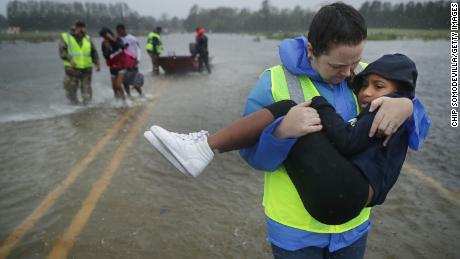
[116,28,126,37]
[308,41,365,85]
[75,26,86,36]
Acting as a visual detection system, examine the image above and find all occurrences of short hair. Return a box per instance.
[116,23,125,31]
[75,21,86,28]
[99,27,114,37]
[307,2,367,56]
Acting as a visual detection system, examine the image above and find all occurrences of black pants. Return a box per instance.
[198,52,210,73]
[265,100,369,225]
[123,67,142,96]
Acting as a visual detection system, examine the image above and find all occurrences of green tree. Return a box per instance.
[0,14,7,29]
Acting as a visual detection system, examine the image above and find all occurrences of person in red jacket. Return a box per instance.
[195,27,211,73]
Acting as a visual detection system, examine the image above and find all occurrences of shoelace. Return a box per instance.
[172,130,209,142]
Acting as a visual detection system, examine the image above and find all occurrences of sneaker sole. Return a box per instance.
[143,131,190,176]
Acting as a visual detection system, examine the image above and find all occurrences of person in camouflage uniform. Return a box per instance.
[59,21,100,105]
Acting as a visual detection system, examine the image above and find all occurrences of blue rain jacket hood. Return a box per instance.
[278,36,322,80]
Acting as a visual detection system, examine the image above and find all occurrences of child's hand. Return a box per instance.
[274,100,322,139]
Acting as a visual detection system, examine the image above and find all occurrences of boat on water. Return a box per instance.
[158,55,199,73]
[158,43,211,74]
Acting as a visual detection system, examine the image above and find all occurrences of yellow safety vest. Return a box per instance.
[61,33,93,69]
[146,32,163,54]
[263,63,370,233]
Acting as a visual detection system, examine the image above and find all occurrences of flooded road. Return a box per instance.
[0,34,459,258]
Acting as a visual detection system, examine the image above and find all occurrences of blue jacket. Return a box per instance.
[309,94,412,206]
[239,36,430,251]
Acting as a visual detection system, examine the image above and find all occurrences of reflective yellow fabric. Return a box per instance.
[61,33,92,69]
[262,64,371,233]
[146,32,163,54]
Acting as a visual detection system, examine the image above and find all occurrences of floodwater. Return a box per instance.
[0,34,458,259]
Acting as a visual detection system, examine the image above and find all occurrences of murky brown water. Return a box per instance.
[0,34,459,258]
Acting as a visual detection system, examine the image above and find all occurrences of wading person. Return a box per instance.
[59,21,100,105]
[100,27,136,100]
[146,26,163,75]
[195,27,211,73]
[116,23,143,96]
[236,4,418,258]
[146,53,430,226]
[144,3,428,258]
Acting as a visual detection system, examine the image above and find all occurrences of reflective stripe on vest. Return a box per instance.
[146,32,163,54]
[61,33,93,69]
[263,63,371,234]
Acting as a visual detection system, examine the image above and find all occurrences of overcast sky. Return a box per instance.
[0,0,430,18]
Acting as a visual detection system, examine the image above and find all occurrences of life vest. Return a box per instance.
[61,33,93,69]
[146,32,163,54]
[263,62,371,234]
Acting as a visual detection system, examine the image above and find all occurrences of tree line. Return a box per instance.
[0,0,450,32]
[3,1,172,32]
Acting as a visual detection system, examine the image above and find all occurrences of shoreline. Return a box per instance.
[0,28,450,43]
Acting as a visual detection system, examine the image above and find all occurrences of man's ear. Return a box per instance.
[306,42,314,59]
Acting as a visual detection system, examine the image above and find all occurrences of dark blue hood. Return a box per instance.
[352,53,417,99]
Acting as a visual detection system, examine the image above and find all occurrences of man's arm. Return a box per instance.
[134,37,141,61]
[58,37,70,61]
[152,38,160,54]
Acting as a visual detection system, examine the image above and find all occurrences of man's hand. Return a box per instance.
[95,64,101,72]
[70,59,76,67]
[274,100,322,139]
[369,96,413,146]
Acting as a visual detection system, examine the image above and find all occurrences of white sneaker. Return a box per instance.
[150,125,214,177]
[144,131,190,176]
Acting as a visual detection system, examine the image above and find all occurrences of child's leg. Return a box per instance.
[145,100,297,177]
[208,100,297,153]
[284,132,370,225]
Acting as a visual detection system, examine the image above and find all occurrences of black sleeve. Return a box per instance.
[101,42,110,60]
[311,96,379,156]
[152,38,160,48]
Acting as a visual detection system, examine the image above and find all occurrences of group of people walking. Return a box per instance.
[58,3,432,257]
[59,22,169,105]
[59,22,211,105]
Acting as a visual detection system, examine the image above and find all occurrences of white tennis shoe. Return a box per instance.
[149,125,214,177]
[144,130,189,176]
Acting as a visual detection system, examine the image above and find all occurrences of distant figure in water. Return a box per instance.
[99,27,137,100]
[146,26,163,75]
[59,21,100,105]
[195,27,211,74]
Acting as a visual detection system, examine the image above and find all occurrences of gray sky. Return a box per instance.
[0,0,429,18]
